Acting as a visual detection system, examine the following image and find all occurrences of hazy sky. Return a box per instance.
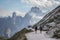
[0,0,60,17]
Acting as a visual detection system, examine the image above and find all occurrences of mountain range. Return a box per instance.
[0,4,60,40]
[0,6,42,38]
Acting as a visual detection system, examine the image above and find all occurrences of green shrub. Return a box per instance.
[48,19,54,23]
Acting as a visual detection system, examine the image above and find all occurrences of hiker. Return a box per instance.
[35,26,37,33]
[39,26,42,33]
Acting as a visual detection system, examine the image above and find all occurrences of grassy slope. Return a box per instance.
[7,28,33,40]
[0,37,7,40]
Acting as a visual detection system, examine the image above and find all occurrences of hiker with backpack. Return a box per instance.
[39,25,43,33]
[35,25,37,33]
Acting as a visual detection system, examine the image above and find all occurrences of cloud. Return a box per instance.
[0,9,12,17]
[30,16,42,25]
[13,10,26,17]
[20,0,60,10]
[20,0,29,4]
[31,13,43,19]
[29,12,43,25]
[20,0,60,9]
[0,10,26,17]
[20,0,60,25]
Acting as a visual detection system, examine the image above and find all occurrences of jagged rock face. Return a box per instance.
[31,7,41,13]
[46,6,60,37]
[0,10,32,38]
[21,13,32,28]
[29,7,44,25]
[37,5,60,26]
[32,6,59,28]
[30,7,43,16]
[0,16,23,38]
[35,5,60,37]
[0,12,23,38]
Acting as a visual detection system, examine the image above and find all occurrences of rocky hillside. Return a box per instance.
[35,5,60,38]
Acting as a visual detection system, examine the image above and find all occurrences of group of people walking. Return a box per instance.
[35,25,43,33]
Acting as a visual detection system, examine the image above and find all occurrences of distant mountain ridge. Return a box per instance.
[0,6,44,38]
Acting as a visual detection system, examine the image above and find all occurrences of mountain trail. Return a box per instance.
[25,30,59,40]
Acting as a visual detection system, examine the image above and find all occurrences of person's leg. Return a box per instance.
[40,30,41,33]
[40,30,42,33]
[35,30,37,33]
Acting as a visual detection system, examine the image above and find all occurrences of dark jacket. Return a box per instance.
[40,26,42,31]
